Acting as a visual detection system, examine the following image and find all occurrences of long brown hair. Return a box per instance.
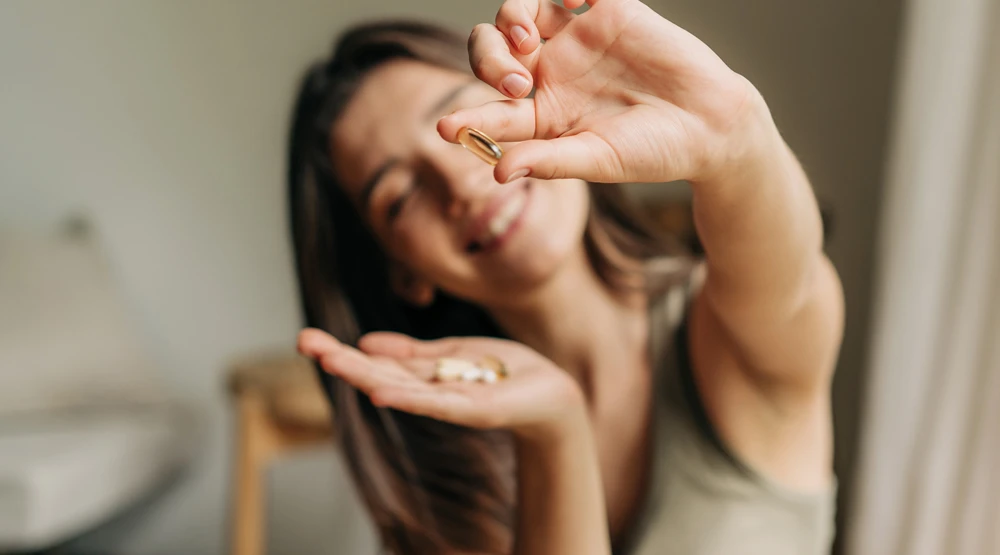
[288,19,687,554]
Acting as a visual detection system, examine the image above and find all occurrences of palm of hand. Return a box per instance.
[298,329,583,440]
[443,0,763,185]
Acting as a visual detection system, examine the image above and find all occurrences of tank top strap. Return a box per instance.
[647,263,705,419]
[648,263,750,473]
[620,263,837,555]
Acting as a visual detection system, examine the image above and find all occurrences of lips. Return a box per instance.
[465,180,530,253]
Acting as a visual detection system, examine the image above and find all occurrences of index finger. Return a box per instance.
[297,327,342,359]
[358,332,462,359]
[437,98,536,144]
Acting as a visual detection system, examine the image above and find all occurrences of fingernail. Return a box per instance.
[501,73,530,98]
[510,25,529,50]
[504,168,530,184]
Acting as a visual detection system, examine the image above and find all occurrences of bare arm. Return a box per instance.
[691,104,844,389]
[514,408,610,555]
[686,93,844,490]
[298,330,611,554]
[440,0,845,490]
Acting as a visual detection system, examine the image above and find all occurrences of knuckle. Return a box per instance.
[329,350,352,367]
[368,388,388,405]
[495,2,517,25]
[471,56,490,79]
[498,106,515,130]
[468,23,492,50]
[474,52,508,80]
[319,353,337,371]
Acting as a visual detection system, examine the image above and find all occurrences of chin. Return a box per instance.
[483,217,587,294]
[449,178,590,302]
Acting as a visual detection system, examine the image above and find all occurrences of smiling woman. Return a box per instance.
[288,0,842,553]
[288,18,682,554]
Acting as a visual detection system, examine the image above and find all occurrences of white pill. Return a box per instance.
[436,358,477,381]
[461,368,484,382]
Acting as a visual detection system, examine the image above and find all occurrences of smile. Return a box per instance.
[466,183,530,253]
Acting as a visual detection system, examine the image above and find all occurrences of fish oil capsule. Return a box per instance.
[478,355,509,380]
[457,127,503,166]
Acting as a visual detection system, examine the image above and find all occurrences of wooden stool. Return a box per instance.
[227,352,333,555]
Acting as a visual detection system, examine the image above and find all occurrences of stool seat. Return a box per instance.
[227,353,332,432]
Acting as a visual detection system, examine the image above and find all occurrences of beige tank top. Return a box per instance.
[620,282,837,555]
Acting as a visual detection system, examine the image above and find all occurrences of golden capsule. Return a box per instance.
[457,127,503,166]
[478,355,509,380]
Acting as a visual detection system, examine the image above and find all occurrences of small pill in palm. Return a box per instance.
[435,357,476,381]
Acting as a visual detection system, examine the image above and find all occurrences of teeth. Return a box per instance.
[480,193,526,245]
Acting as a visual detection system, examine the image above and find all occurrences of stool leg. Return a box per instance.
[232,392,277,555]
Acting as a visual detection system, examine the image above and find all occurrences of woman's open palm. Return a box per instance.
[298,329,584,440]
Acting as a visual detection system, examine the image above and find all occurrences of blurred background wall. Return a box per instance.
[0,0,903,553]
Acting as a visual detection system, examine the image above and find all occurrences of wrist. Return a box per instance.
[514,385,590,451]
[514,408,595,476]
[694,77,789,187]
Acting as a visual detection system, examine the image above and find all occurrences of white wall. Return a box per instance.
[0,2,530,554]
[0,0,902,553]
[0,2,365,554]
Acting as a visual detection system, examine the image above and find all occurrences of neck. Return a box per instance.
[487,251,649,398]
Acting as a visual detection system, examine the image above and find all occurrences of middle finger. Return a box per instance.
[495,0,575,47]
[469,23,536,99]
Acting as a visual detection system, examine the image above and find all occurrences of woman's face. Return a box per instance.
[331,60,589,307]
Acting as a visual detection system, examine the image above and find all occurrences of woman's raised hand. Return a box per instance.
[298,329,586,442]
[437,0,776,186]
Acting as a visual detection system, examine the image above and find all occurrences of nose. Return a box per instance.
[425,142,498,219]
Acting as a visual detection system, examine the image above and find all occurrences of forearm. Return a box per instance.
[513,412,610,555]
[691,97,827,313]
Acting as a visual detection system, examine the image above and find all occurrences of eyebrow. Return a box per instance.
[358,82,475,211]
[423,81,474,122]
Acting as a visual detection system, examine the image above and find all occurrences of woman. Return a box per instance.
[290,0,843,553]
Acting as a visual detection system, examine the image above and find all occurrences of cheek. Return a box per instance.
[565,181,591,229]
[388,205,462,276]
[523,181,591,269]
[541,180,590,243]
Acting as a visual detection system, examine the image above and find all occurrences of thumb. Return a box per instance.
[494,132,621,184]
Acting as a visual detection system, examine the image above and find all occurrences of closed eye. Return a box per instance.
[387,193,408,221]
[385,175,422,225]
